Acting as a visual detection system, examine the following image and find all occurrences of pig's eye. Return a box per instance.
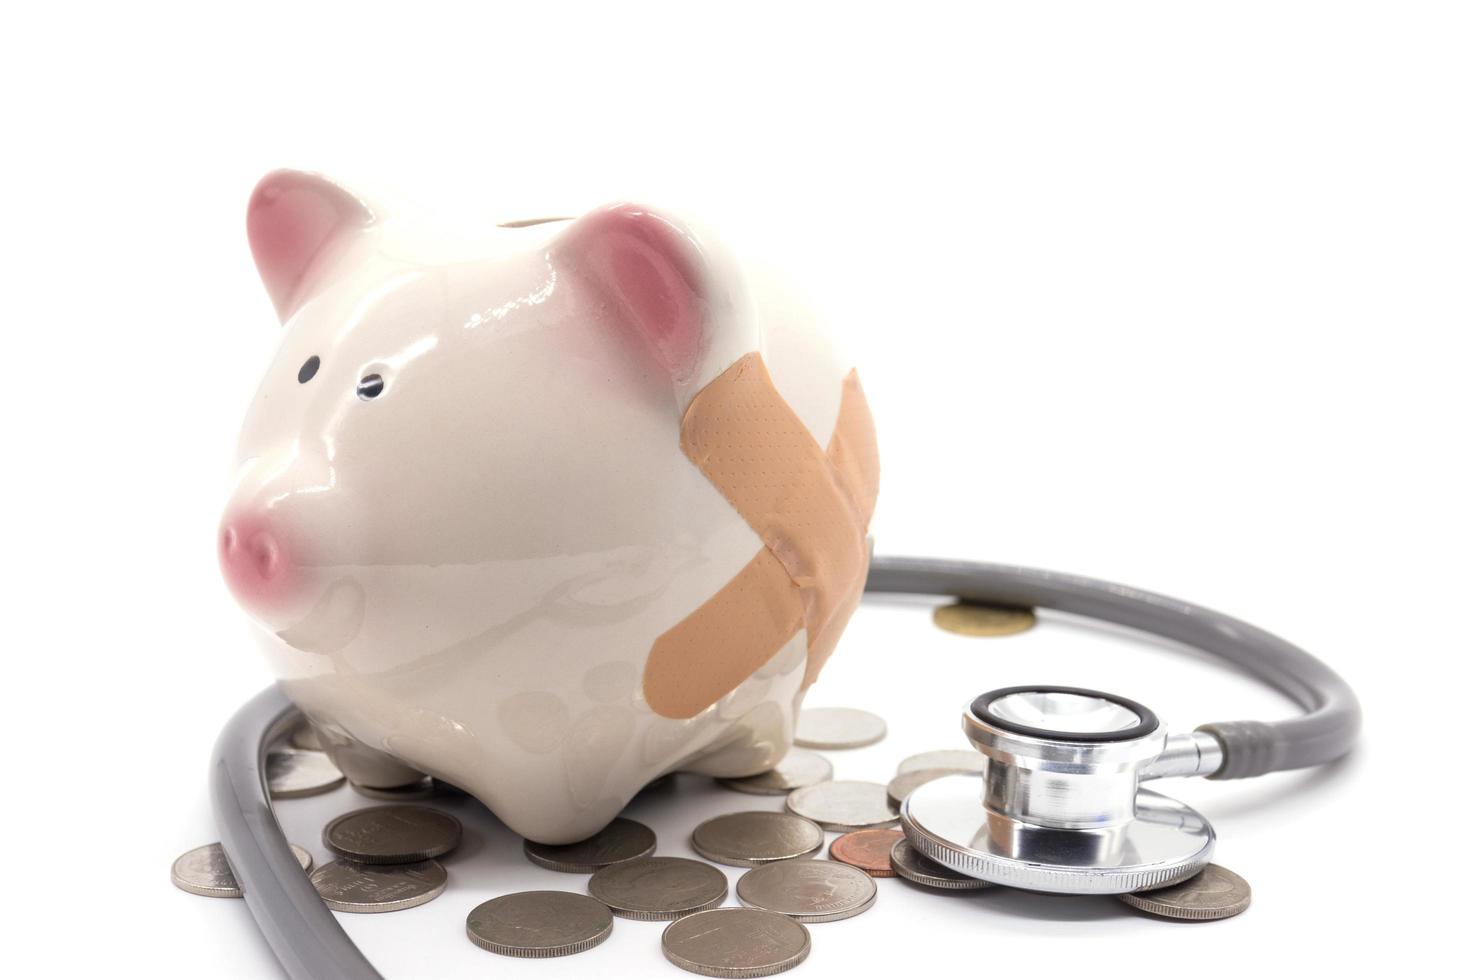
[297,355,320,384]
[357,374,385,400]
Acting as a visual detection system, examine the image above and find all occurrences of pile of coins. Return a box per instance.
[173,720,465,911]
[177,691,1251,976]
[310,803,462,912]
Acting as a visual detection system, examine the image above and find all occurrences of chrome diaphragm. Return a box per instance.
[901,686,1221,895]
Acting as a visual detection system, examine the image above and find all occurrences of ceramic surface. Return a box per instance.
[220,170,876,842]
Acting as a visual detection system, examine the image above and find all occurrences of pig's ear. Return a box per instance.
[247,170,374,322]
[553,204,751,388]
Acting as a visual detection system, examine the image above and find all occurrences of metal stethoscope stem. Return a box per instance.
[884,557,1360,895]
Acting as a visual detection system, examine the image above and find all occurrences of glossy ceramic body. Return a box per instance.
[219,172,876,842]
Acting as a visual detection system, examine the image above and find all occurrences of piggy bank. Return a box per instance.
[219,170,879,842]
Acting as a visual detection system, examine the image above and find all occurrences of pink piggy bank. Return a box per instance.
[219,171,879,842]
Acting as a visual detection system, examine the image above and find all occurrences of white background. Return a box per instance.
[3,1,1466,976]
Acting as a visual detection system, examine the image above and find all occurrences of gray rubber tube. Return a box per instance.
[865,555,1361,778]
[211,685,385,980]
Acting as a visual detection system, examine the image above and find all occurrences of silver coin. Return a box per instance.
[310,858,447,913]
[466,890,614,957]
[736,859,877,922]
[889,838,991,890]
[523,817,657,873]
[171,842,313,898]
[691,811,825,867]
[587,856,729,920]
[895,749,986,775]
[793,707,886,750]
[323,804,462,864]
[289,721,323,751]
[718,749,834,796]
[885,768,957,809]
[786,780,897,832]
[661,908,811,978]
[1118,863,1251,920]
[351,777,437,801]
[267,749,345,799]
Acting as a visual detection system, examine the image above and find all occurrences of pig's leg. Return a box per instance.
[316,727,426,788]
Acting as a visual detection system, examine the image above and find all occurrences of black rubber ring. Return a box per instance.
[969,685,1160,744]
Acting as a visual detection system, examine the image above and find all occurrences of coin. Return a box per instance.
[886,769,957,809]
[933,601,1036,637]
[323,804,462,864]
[466,891,614,957]
[1117,863,1251,920]
[267,749,345,799]
[289,721,322,751]
[587,856,729,920]
[351,777,437,801]
[793,707,886,750]
[889,838,992,890]
[523,817,657,873]
[736,859,877,922]
[786,780,898,832]
[171,842,313,899]
[310,859,447,913]
[717,749,834,796]
[661,908,811,978]
[895,749,986,775]
[829,828,904,878]
[691,812,825,867]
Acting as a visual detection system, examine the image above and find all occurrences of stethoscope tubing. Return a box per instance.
[212,685,384,980]
[866,555,1360,778]
[212,554,1361,979]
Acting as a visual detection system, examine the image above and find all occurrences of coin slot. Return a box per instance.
[497,216,574,228]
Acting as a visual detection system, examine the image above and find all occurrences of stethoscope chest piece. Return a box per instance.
[901,686,1217,895]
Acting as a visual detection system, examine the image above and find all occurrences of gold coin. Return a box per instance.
[933,602,1037,637]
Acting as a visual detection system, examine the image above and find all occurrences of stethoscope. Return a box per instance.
[212,555,1361,979]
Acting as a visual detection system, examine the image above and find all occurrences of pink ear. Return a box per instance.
[247,170,373,322]
[555,205,708,384]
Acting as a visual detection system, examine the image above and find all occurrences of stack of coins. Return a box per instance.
[178,699,1250,976]
[312,803,463,913]
[268,719,337,798]
[170,800,462,914]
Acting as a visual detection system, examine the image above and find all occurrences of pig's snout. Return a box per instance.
[219,515,297,611]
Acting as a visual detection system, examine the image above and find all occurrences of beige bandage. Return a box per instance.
[643,354,879,719]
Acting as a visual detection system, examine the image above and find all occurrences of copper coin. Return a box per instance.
[829,829,904,878]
